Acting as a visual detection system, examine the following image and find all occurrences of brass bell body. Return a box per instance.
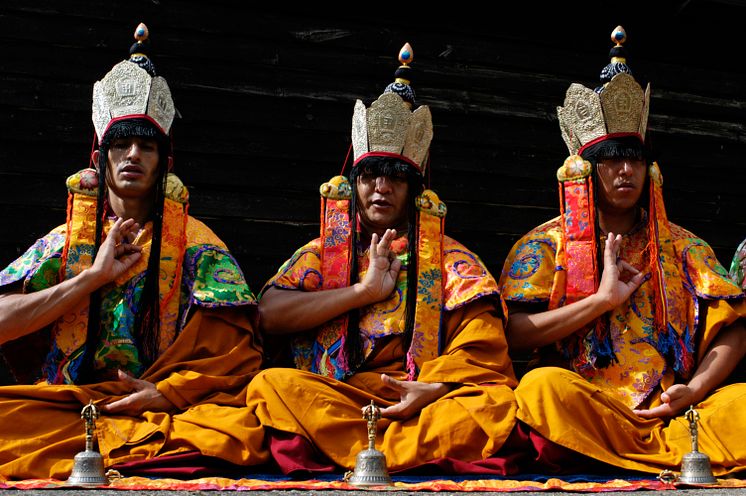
[346,400,393,487]
[679,450,716,485]
[66,449,109,487]
[347,448,393,486]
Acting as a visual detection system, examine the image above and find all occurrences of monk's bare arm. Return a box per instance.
[687,320,746,401]
[506,232,648,352]
[259,229,402,335]
[0,270,106,345]
[0,218,141,345]
[259,285,374,335]
[634,319,746,418]
[506,294,611,351]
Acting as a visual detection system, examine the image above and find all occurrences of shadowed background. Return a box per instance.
[1,1,744,292]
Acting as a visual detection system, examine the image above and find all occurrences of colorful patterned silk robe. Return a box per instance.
[500,215,746,475]
[266,235,501,373]
[249,234,518,471]
[0,191,255,385]
[0,173,267,480]
[500,216,743,409]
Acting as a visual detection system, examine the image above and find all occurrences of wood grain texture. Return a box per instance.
[0,1,744,295]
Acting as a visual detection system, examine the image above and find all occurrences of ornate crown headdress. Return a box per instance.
[92,23,176,143]
[350,43,433,172]
[557,26,650,156]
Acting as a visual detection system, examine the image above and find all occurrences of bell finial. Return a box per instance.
[363,400,382,450]
[81,400,99,451]
[686,406,700,452]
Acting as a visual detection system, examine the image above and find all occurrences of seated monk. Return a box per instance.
[247,44,518,475]
[0,24,267,479]
[499,26,746,475]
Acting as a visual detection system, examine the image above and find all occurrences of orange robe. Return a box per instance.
[248,237,517,471]
[500,217,746,475]
[0,307,268,480]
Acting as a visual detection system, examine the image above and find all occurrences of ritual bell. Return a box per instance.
[66,400,109,487]
[344,400,393,487]
[678,406,716,485]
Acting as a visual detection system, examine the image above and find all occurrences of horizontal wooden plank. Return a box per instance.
[0,2,744,292]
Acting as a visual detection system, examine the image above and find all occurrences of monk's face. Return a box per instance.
[356,171,410,234]
[105,136,161,200]
[595,157,646,214]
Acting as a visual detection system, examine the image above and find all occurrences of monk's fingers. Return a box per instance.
[116,220,141,247]
[115,243,142,258]
[603,232,617,266]
[112,217,133,237]
[619,260,640,274]
[631,406,658,418]
[380,373,406,393]
[626,271,649,292]
[104,219,137,251]
[389,257,402,275]
[632,404,673,419]
[116,369,146,391]
[379,229,396,248]
[110,217,125,232]
[368,232,380,259]
[119,217,136,231]
[379,401,408,420]
[373,229,396,258]
[100,392,142,415]
[122,221,140,244]
[102,220,124,247]
[661,384,693,408]
[118,252,142,272]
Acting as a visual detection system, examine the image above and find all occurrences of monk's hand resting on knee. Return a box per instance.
[632,384,695,419]
[101,369,175,416]
[378,374,452,421]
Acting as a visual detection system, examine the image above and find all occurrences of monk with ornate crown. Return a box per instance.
[499,26,746,474]
[248,44,518,474]
[0,24,267,479]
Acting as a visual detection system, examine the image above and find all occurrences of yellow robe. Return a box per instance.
[0,308,268,480]
[500,216,746,475]
[249,237,517,471]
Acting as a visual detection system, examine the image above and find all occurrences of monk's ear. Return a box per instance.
[91,149,100,171]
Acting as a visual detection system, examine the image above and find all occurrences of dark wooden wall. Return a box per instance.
[1,2,744,293]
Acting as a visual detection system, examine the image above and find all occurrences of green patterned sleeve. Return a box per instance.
[0,230,66,293]
[183,244,257,308]
[729,238,746,290]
